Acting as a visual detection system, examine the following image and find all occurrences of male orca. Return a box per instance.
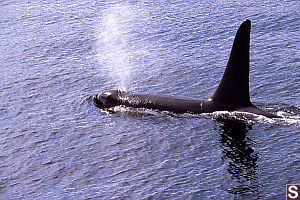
[94,20,280,118]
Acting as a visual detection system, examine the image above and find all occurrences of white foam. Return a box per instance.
[103,91,112,96]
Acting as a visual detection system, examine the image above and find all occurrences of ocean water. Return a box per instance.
[0,0,299,199]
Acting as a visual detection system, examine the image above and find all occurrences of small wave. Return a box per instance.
[93,104,299,126]
[212,111,300,126]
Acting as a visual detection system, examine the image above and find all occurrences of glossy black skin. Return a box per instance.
[94,90,215,114]
[94,20,280,118]
[93,90,279,118]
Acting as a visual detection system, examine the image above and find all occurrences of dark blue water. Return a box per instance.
[0,0,299,199]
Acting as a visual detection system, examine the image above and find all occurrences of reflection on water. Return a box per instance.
[217,119,262,198]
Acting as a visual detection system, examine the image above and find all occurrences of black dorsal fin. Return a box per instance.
[211,19,252,107]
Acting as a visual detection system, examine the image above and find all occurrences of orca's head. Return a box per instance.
[93,90,120,108]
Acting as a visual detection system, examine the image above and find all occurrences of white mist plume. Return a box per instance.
[97,4,146,91]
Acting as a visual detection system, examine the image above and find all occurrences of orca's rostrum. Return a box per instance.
[94,20,280,118]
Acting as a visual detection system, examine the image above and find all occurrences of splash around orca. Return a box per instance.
[94,20,280,118]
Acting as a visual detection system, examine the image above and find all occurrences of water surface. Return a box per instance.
[0,0,299,199]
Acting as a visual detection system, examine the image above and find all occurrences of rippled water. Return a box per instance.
[0,0,299,199]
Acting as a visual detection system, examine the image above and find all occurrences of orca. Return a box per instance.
[94,20,280,118]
